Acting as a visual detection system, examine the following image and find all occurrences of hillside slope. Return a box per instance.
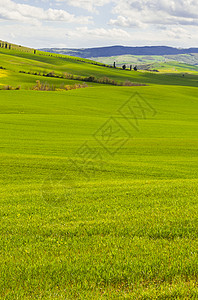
[1,45,198,89]
[91,54,198,69]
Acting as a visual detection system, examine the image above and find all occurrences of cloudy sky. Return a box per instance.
[0,0,197,48]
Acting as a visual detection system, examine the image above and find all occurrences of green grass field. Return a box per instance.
[0,43,198,298]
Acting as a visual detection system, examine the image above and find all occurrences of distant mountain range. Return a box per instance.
[39,46,198,58]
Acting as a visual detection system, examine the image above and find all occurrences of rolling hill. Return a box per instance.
[1,42,198,90]
[40,45,198,71]
[40,45,198,58]
[91,54,198,69]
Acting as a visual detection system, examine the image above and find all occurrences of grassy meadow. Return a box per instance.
[0,44,198,298]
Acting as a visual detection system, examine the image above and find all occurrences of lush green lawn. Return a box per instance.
[0,84,198,298]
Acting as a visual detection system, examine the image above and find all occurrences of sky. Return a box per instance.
[0,0,198,49]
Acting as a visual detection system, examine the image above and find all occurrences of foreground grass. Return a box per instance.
[1,179,198,298]
[0,85,198,298]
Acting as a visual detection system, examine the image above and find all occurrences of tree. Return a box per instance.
[134,66,138,71]
[113,62,116,68]
[122,64,126,70]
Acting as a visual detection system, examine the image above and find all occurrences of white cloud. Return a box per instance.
[164,27,192,39]
[0,23,131,48]
[1,21,198,49]
[55,0,112,13]
[0,0,92,25]
[110,0,198,28]
[109,16,145,28]
[70,26,130,39]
